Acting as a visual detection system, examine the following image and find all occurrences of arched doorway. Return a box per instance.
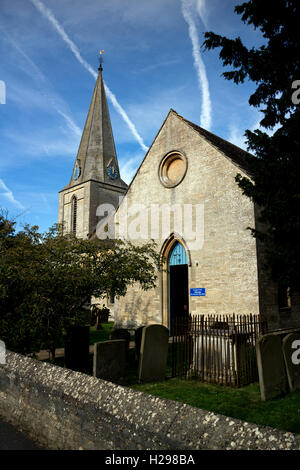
[168,241,189,332]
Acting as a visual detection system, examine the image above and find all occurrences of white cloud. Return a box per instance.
[227,113,281,152]
[3,129,78,159]
[133,59,181,74]
[0,179,25,209]
[228,124,247,150]
[59,0,179,37]
[181,0,212,130]
[112,83,195,146]
[2,78,81,161]
[119,154,144,185]
[2,26,81,139]
[29,0,148,152]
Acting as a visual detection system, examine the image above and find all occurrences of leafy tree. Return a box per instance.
[0,215,158,358]
[203,0,300,295]
[0,216,42,354]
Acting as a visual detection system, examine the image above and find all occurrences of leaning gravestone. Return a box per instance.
[93,339,126,383]
[282,332,300,392]
[138,324,169,383]
[256,334,288,401]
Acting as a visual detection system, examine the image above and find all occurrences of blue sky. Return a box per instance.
[0,0,266,233]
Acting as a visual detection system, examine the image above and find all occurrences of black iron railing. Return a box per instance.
[171,314,267,387]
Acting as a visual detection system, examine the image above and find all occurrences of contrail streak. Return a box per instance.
[196,0,209,30]
[181,0,212,130]
[29,0,148,152]
[0,179,24,209]
[1,25,81,138]
[55,109,82,137]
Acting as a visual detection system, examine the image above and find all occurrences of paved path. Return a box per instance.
[0,417,42,450]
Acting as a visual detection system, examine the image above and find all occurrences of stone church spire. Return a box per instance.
[67,64,126,189]
[58,61,127,238]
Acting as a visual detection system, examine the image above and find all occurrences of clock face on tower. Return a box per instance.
[73,161,81,180]
[106,163,118,180]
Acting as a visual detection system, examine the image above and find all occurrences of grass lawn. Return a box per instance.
[89,322,114,345]
[131,378,300,434]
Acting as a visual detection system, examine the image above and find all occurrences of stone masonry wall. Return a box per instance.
[113,111,266,328]
[0,351,299,450]
[58,180,126,239]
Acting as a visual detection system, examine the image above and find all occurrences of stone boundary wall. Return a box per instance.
[0,351,299,450]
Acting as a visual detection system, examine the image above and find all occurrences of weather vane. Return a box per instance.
[98,49,104,70]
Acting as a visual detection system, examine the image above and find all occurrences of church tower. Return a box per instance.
[58,62,127,238]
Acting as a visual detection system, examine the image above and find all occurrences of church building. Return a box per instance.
[58,64,297,332]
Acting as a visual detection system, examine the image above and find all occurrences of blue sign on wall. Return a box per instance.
[190,288,206,296]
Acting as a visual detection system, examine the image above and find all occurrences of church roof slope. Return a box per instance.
[172,110,254,176]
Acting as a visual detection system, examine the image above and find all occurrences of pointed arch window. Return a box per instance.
[71,196,78,235]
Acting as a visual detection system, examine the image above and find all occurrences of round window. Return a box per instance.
[159,152,187,188]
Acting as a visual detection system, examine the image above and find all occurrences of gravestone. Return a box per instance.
[93,339,126,383]
[138,324,169,383]
[282,332,300,392]
[256,334,288,401]
[0,340,5,365]
[110,328,131,351]
[134,326,144,361]
[64,325,90,373]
